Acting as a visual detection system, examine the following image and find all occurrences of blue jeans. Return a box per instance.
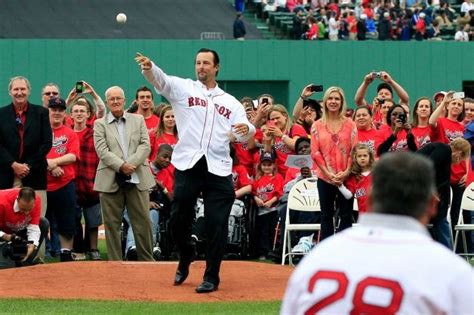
[124,208,159,255]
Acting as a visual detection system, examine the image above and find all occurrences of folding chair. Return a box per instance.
[281,178,321,265]
[453,182,474,259]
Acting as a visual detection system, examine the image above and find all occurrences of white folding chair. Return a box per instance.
[281,178,321,265]
[453,182,474,259]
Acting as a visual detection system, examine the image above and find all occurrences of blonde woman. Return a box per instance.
[263,104,307,177]
[311,87,358,240]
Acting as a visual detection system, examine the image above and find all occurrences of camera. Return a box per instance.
[372,72,381,78]
[397,112,407,125]
[75,81,84,94]
[2,236,31,261]
[309,85,324,92]
[261,97,269,105]
[377,98,385,105]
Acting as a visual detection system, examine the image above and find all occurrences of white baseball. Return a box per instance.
[116,13,127,24]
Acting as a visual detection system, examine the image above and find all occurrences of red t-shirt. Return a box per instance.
[252,173,284,205]
[357,128,382,155]
[274,124,307,177]
[345,173,372,213]
[47,125,80,191]
[232,164,253,190]
[150,132,178,161]
[433,117,465,144]
[0,188,41,234]
[144,115,160,134]
[234,142,257,178]
[411,126,432,149]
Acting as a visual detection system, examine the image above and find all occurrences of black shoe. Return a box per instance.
[60,250,74,262]
[174,266,189,285]
[195,281,218,293]
[173,244,197,285]
[126,247,138,261]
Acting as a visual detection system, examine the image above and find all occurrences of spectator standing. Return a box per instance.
[411,97,433,148]
[136,49,255,293]
[150,105,178,161]
[233,12,247,40]
[0,76,52,260]
[461,0,474,14]
[353,106,382,155]
[93,86,155,262]
[71,99,102,260]
[454,23,471,41]
[378,104,418,155]
[310,87,358,240]
[45,97,80,262]
[252,151,284,260]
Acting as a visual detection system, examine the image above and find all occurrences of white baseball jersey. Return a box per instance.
[143,63,255,177]
[281,213,474,315]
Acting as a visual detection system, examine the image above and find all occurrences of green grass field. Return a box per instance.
[0,299,281,314]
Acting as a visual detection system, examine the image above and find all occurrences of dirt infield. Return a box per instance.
[0,261,293,302]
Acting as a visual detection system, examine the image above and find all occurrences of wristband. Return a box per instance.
[300,95,307,100]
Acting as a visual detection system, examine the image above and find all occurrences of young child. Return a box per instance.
[125,144,174,261]
[252,151,284,260]
[339,144,374,214]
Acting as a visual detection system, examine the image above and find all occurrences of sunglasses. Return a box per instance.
[44,92,59,96]
[15,116,22,126]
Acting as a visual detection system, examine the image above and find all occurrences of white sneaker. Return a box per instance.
[291,235,314,254]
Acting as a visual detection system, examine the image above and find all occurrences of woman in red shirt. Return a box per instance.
[429,92,467,240]
[411,97,433,149]
[264,104,307,178]
[353,106,382,156]
[377,104,418,155]
[311,86,358,240]
[150,105,178,161]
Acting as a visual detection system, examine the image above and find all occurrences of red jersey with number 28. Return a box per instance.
[281,214,473,315]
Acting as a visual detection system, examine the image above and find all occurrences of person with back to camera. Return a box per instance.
[281,152,474,315]
[135,48,255,293]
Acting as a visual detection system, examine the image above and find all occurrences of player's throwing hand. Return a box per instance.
[135,52,152,71]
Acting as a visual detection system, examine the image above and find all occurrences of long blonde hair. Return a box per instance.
[321,86,347,122]
[267,104,292,133]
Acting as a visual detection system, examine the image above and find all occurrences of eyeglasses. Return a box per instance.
[107,97,124,102]
[44,92,59,96]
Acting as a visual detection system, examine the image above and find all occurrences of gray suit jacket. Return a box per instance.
[93,112,155,193]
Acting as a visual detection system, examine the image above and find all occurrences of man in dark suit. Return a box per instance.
[0,76,52,260]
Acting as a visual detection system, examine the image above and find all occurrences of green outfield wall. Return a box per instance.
[0,40,473,109]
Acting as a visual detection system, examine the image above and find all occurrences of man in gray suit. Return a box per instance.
[93,86,154,261]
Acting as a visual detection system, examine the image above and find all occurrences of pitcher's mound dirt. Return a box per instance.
[0,261,293,302]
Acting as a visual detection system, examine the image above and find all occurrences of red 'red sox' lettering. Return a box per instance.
[214,104,231,119]
[188,97,207,107]
[188,97,232,119]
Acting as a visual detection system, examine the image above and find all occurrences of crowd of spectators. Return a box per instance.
[1,68,473,267]
[249,0,474,40]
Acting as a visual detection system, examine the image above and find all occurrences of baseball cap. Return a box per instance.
[433,91,447,101]
[48,97,66,110]
[377,82,393,96]
[260,151,275,163]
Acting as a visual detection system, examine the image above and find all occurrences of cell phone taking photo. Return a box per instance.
[75,81,84,94]
[310,85,324,92]
[453,92,465,100]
